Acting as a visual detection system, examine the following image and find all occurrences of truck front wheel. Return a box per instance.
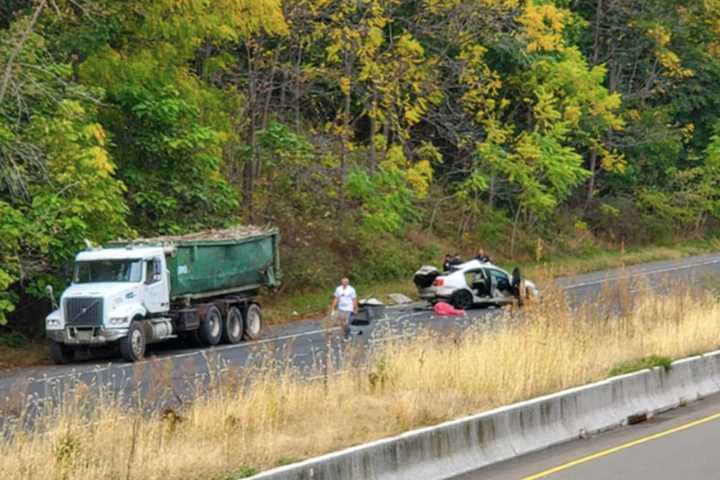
[222,306,244,344]
[243,304,262,340]
[49,341,75,365]
[198,305,223,346]
[120,321,146,362]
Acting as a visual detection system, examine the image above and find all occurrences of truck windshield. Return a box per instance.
[74,259,143,283]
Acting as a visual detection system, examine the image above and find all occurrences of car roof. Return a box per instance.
[450,259,509,275]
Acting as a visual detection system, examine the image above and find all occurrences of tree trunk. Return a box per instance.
[585,147,598,208]
[510,206,522,259]
[488,174,496,209]
[244,45,258,221]
[295,46,303,131]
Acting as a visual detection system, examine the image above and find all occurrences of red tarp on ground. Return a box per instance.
[433,301,466,316]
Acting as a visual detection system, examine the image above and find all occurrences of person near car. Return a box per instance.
[331,277,358,338]
[443,253,453,272]
[475,248,491,263]
[449,253,463,267]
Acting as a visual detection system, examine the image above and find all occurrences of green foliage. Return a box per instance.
[609,355,673,377]
[0,18,129,324]
[3,0,720,328]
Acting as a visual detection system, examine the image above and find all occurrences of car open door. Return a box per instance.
[511,267,523,307]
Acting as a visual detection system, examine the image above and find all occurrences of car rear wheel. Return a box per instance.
[451,290,473,310]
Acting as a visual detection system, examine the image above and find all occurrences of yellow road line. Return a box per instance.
[522,411,720,480]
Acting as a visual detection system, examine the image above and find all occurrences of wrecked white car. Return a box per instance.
[413,260,539,309]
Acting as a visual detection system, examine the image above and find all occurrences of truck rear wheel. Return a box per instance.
[243,304,262,340]
[222,306,244,344]
[119,321,146,362]
[199,305,223,346]
[49,341,75,365]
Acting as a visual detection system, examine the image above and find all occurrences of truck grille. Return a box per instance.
[64,297,104,327]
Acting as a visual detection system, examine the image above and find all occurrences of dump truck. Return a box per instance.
[45,226,281,364]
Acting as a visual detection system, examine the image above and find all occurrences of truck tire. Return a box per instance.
[119,321,146,362]
[243,304,262,340]
[451,290,473,310]
[49,341,75,365]
[222,306,244,344]
[198,305,223,346]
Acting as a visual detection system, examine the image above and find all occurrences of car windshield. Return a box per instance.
[74,259,143,283]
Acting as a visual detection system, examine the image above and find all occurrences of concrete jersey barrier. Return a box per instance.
[249,350,720,480]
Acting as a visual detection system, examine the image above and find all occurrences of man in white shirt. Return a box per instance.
[331,277,358,338]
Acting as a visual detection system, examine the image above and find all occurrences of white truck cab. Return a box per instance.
[46,246,172,361]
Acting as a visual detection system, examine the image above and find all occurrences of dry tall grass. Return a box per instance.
[2,283,720,480]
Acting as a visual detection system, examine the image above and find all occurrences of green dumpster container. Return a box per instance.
[112,226,281,300]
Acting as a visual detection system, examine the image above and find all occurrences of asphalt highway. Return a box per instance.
[460,392,720,480]
[2,252,720,423]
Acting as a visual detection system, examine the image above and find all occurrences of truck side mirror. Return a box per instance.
[46,285,58,310]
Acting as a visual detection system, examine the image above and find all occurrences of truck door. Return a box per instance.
[144,257,170,313]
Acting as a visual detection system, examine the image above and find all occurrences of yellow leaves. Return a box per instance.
[532,87,561,128]
[424,0,518,16]
[682,123,696,144]
[381,144,407,171]
[515,133,541,164]
[626,109,641,121]
[416,141,443,165]
[406,160,433,198]
[647,23,694,79]
[211,0,288,39]
[396,33,424,59]
[404,106,422,125]
[599,147,625,174]
[647,24,672,47]
[339,76,351,96]
[82,123,106,146]
[563,105,581,125]
[378,144,434,198]
[657,51,694,78]
[87,146,115,176]
[518,1,568,53]
[458,44,504,122]
[150,0,288,50]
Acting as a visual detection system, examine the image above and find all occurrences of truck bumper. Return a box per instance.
[47,327,128,346]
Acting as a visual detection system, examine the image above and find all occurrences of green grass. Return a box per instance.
[608,355,673,377]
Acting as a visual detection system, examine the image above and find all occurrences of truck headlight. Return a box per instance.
[109,316,128,326]
[47,318,61,327]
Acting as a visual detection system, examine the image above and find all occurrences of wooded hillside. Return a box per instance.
[2,0,720,326]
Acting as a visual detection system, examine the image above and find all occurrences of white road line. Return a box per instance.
[25,312,428,384]
[18,257,720,385]
[561,259,720,290]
